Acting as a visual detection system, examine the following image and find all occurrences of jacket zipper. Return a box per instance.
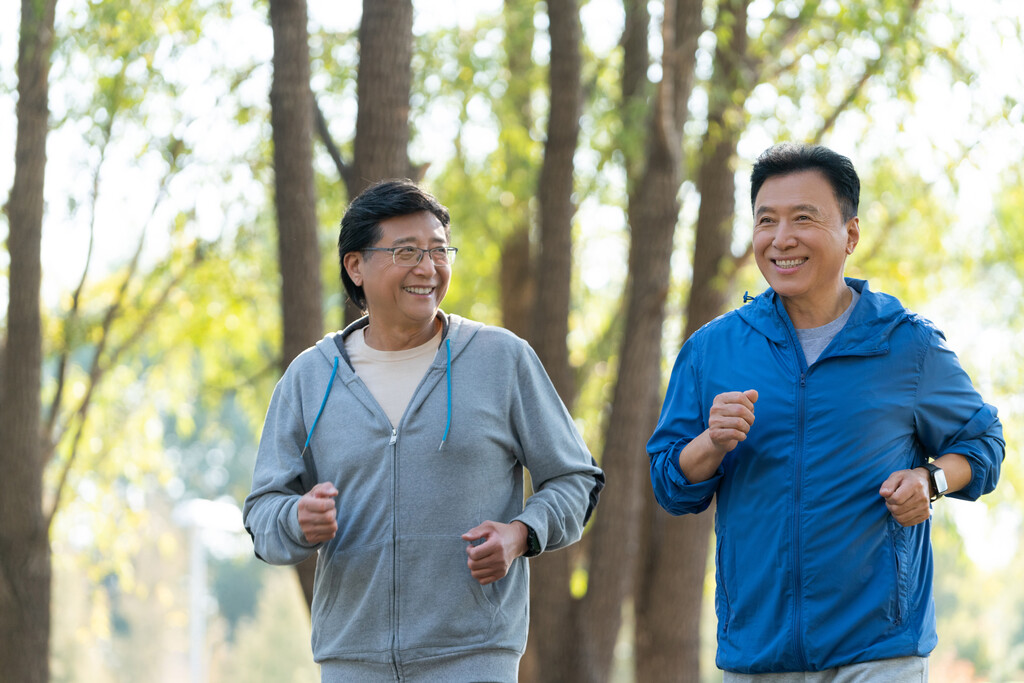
[790,370,806,671]
[389,427,401,680]
[786,320,809,670]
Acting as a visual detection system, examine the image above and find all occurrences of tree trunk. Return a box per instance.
[577,1,700,682]
[268,0,324,611]
[530,0,580,403]
[0,2,58,681]
[351,0,413,195]
[500,227,534,340]
[342,0,414,324]
[636,2,750,681]
[525,0,583,679]
[498,0,537,341]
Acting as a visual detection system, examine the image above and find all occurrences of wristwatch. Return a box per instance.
[922,462,948,502]
[523,525,542,558]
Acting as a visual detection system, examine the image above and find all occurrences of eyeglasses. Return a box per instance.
[362,246,458,267]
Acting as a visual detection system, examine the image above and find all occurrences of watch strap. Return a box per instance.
[523,525,542,558]
[922,462,947,501]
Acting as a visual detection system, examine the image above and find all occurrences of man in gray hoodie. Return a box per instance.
[243,179,604,682]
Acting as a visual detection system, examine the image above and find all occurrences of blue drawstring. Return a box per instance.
[304,356,339,451]
[743,291,755,303]
[439,338,452,451]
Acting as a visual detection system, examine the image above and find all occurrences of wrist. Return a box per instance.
[512,521,541,558]
[679,431,727,483]
[919,463,948,501]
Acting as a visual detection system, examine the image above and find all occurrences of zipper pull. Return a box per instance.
[389,428,397,445]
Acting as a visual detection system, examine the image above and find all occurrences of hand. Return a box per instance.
[707,389,759,454]
[462,520,529,585]
[879,469,931,527]
[297,482,338,544]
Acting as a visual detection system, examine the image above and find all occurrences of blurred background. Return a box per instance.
[2,0,1022,681]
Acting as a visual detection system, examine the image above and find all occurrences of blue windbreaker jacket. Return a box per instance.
[648,279,1004,674]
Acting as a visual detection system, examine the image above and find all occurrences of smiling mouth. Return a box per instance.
[403,286,435,295]
[773,258,807,268]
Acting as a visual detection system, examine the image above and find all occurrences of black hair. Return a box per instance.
[338,179,451,310]
[750,143,860,222]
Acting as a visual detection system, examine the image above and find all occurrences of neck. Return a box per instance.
[783,282,852,329]
[363,315,440,351]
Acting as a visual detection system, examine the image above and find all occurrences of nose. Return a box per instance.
[772,220,799,250]
[412,252,438,275]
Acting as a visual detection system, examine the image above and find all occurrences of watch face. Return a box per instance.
[933,468,948,494]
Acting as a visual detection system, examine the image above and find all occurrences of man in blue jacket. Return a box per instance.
[648,143,1004,680]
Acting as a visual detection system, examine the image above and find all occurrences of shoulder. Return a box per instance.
[687,307,748,349]
[449,314,530,355]
[857,286,945,355]
[276,337,340,391]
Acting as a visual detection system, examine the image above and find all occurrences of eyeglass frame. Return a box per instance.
[361,245,458,267]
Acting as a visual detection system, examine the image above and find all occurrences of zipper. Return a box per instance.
[389,427,401,679]
[888,520,904,626]
[781,312,810,670]
[716,535,731,633]
[792,371,807,668]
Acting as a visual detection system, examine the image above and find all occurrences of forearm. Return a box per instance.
[678,430,728,483]
[928,453,974,496]
[244,494,317,565]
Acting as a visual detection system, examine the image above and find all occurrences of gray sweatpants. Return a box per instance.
[723,656,928,683]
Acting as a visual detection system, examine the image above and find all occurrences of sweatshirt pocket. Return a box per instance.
[397,536,498,651]
[311,542,392,655]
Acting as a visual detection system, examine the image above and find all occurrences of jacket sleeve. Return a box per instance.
[508,343,605,554]
[914,329,1004,501]
[242,374,319,565]
[647,337,722,515]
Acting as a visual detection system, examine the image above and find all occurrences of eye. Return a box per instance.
[429,247,453,265]
[393,246,420,264]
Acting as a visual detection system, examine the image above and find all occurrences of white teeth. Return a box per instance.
[404,286,433,295]
[775,259,805,268]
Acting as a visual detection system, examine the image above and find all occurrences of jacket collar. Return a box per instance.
[323,311,486,370]
[737,278,916,355]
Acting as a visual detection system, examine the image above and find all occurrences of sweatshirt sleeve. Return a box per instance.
[508,343,605,554]
[914,329,1005,501]
[647,336,722,515]
[242,374,319,565]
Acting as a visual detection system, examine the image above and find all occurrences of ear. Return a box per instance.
[845,217,860,255]
[343,251,364,286]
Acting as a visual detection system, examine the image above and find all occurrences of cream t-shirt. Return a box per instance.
[345,328,442,427]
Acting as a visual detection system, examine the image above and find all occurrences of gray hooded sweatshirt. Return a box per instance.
[243,313,604,682]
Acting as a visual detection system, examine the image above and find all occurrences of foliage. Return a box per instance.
[2,0,1022,679]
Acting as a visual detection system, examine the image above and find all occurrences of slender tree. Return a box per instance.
[595,1,703,681]
[524,0,585,678]
[351,0,414,195]
[316,0,415,324]
[0,1,59,681]
[498,0,539,340]
[268,0,324,608]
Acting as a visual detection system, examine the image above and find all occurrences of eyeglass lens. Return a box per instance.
[394,247,455,266]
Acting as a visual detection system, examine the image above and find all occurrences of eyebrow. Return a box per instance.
[755,203,823,218]
[389,236,448,246]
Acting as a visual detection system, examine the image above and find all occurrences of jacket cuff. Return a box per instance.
[513,507,551,555]
[668,451,723,501]
[286,497,317,548]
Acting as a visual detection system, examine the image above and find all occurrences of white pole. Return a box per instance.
[188,526,207,683]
